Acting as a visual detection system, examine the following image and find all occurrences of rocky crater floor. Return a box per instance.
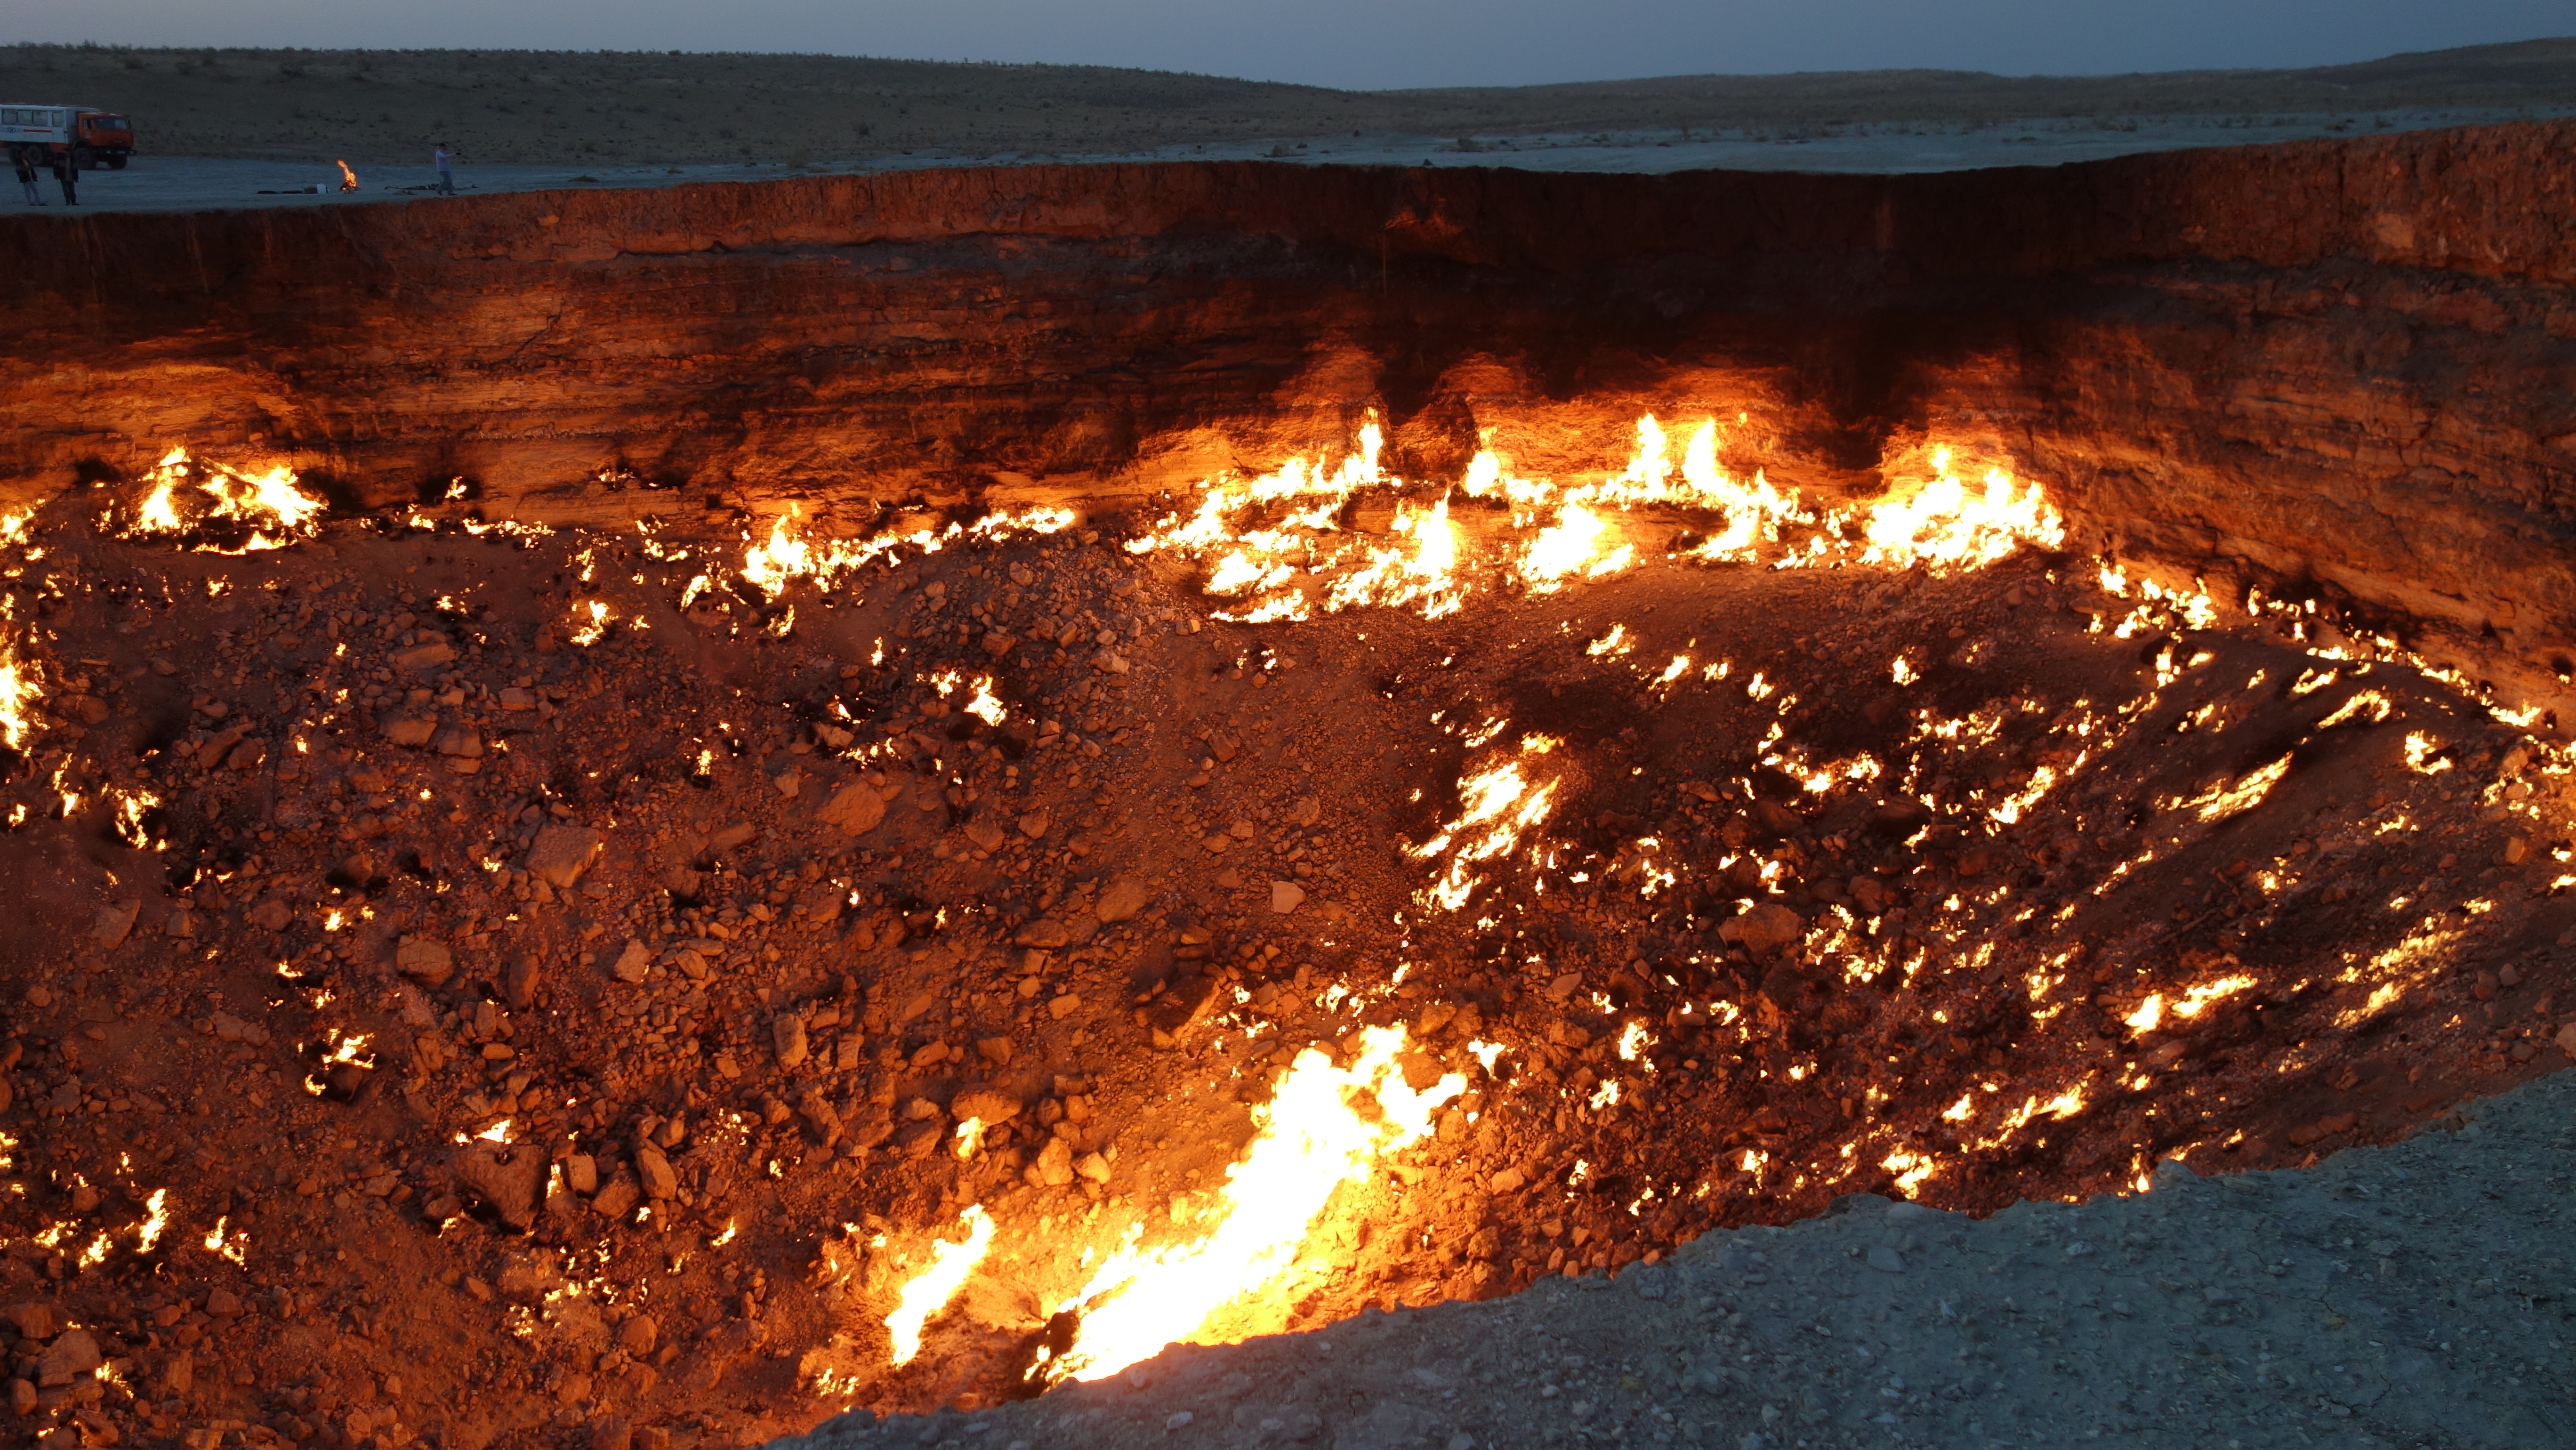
[2,426,2573,1450]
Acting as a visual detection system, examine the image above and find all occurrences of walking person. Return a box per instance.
[52,147,76,206]
[433,141,456,195]
[11,148,41,205]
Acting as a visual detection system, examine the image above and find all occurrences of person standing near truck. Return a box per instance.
[11,148,40,205]
[52,145,75,205]
[434,141,455,195]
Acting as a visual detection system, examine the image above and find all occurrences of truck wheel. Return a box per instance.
[106,155,127,171]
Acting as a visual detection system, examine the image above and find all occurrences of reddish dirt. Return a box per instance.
[4,470,2572,1448]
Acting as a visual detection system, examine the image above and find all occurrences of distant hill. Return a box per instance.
[1,35,2569,167]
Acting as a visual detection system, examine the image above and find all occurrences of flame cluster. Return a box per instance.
[0,610,38,755]
[736,503,1078,602]
[1126,414,2069,621]
[124,447,327,553]
[1038,1026,1463,1382]
[879,1026,1462,1386]
[1493,415,1809,586]
[1413,737,1565,911]
[1858,446,2066,572]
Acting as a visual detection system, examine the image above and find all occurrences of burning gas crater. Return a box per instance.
[5,401,2569,1427]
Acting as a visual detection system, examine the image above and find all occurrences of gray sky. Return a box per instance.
[12,1,2569,91]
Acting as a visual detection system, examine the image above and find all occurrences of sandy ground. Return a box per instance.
[795,1068,2576,1450]
[8,38,2576,172]
[7,107,2563,216]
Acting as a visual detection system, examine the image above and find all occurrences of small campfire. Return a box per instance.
[337,159,359,192]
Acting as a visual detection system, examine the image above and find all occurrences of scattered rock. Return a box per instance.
[524,824,605,888]
[633,1145,678,1200]
[504,953,541,1011]
[394,936,455,988]
[34,1329,100,1388]
[951,1088,1023,1124]
[90,901,139,949]
[1866,1245,1907,1273]
[1018,809,1050,839]
[431,725,483,759]
[1719,903,1805,955]
[981,631,1017,658]
[564,1154,598,1194]
[1095,877,1151,923]
[1270,879,1306,915]
[1027,1137,1076,1187]
[611,940,652,983]
[1014,918,1072,949]
[795,1088,843,1146]
[382,715,436,748]
[590,1174,640,1222]
[964,820,1007,854]
[617,1314,658,1356]
[209,1011,272,1046]
[392,639,457,672]
[451,1142,547,1230]
[817,782,887,835]
[773,1015,809,1070]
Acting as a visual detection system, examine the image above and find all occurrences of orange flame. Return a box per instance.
[1040,1026,1462,1384]
[885,1205,995,1366]
[1859,446,2065,572]
[336,160,358,192]
[124,447,326,552]
[0,619,39,754]
[1413,738,1563,911]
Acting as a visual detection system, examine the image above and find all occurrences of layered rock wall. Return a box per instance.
[4,122,2573,711]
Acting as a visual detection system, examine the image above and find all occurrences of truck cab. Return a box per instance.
[0,104,134,170]
[74,110,134,169]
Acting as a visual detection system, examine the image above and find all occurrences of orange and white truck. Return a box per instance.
[0,104,136,169]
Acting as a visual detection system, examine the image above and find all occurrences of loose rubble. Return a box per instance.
[0,468,2571,1450]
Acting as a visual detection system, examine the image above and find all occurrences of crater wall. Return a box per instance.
[4,121,2573,712]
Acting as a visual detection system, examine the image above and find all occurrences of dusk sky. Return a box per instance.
[11,0,2568,91]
